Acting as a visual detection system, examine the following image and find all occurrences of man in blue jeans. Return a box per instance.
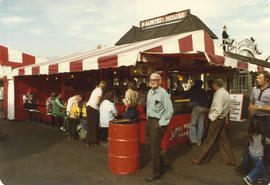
[186,80,208,146]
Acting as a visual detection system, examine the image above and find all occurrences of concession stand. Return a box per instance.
[10,10,270,151]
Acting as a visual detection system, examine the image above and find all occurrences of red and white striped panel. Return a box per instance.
[0,45,47,68]
[12,30,269,76]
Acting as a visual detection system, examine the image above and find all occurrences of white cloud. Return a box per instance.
[0,16,33,24]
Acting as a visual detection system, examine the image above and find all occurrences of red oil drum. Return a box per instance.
[108,120,140,174]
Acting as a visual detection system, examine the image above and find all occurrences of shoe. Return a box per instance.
[243,177,252,185]
[145,175,160,182]
[256,179,267,184]
[192,159,200,164]
[60,127,66,132]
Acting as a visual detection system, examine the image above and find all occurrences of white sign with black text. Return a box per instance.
[229,93,244,121]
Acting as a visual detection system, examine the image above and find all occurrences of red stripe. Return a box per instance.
[49,64,58,74]
[207,53,225,65]
[178,35,193,53]
[204,31,215,55]
[22,53,35,65]
[0,46,8,65]
[70,60,83,72]
[237,61,248,70]
[98,55,118,69]
[144,46,163,53]
[32,66,40,75]
[18,69,25,76]
[257,66,265,71]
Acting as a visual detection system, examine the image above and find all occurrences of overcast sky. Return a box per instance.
[0,0,269,60]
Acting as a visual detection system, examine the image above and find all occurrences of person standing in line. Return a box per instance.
[86,81,106,147]
[123,79,139,120]
[99,90,118,142]
[60,94,83,132]
[68,100,81,141]
[145,73,174,182]
[242,121,269,185]
[186,80,208,146]
[249,71,270,172]
[192,79,236,165]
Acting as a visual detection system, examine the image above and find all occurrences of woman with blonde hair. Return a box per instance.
[123,79,139,120]
[86,81,106,146]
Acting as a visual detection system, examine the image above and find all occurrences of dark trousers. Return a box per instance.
[69,118,79,138]
[86,106,99,144]
[196,118,235,164]
[250,116,270,169]
[145,118,167,176]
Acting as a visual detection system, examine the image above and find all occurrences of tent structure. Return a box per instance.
[8,30,270,120]
[13,30,269,78]
[0,44,47,119]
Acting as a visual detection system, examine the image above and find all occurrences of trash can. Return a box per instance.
[108,119,140,174]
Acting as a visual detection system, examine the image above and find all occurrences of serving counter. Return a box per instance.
[115,98,197,150]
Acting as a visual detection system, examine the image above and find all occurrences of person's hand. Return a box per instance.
[249,105,258,117]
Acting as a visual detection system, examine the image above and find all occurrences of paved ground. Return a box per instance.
[0,119,264,185]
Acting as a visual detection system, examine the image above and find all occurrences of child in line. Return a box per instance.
[68,101,81,141]
[77,101,87,140]
[243,120,270,185]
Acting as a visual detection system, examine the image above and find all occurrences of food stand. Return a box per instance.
[10,11,270,150]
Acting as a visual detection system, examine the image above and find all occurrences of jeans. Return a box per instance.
[246,155,268,183]
[250,116,270,169]
[189,106,206,144]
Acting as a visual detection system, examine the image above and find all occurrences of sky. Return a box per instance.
[0,0,270,60]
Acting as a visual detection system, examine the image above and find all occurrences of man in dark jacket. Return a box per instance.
[186,80,208,145]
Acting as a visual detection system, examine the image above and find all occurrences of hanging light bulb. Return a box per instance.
[55,77,58,80]
[113,71,117,75]
[71,74,74,78]
[46,77,49,80]
[206,73,210,76]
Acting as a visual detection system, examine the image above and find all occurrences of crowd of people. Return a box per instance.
[18,71,270,183]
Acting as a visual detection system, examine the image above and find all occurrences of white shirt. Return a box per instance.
[99,100,117,127]
[66,96,76,116]
[86,87,102,110]
[208,87,230,121]
[0,87,3,100]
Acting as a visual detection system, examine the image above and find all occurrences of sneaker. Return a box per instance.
[256,179,267,184]
[60,127,66,132]
[243,177,252,185]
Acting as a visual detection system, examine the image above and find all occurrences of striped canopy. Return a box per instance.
[12,30,269,77]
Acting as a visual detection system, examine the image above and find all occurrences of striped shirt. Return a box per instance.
[250,85,270,117]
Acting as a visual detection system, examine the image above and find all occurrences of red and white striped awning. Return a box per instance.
[0,45,47,77]
[12,30,269,76]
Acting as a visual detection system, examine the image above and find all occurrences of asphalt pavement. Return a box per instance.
[0,118,265,185]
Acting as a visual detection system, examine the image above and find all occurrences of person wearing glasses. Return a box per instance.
[145,73,174,182]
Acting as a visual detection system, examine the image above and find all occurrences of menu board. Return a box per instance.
[229,93,244,121]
